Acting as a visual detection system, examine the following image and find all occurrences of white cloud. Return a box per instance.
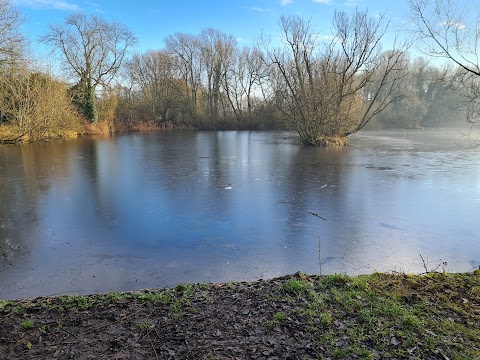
[84,1,104,13]
[251,6,268,12]
[317,34,335,41]
[280,0,293,6]
[442,21,466,30]
[345,0,356,6]
[14,0,79,11]
[312,0,331,4]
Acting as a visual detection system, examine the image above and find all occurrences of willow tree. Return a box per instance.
[41,13,137,122]
[266,11,408,146]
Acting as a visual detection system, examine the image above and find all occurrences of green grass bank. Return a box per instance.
[1,271,479,359]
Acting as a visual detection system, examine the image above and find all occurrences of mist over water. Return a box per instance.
[0,129,479,299]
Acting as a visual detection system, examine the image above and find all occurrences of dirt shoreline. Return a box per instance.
[1,271,479,359]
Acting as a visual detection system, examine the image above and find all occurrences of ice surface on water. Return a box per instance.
[0,129,479,299]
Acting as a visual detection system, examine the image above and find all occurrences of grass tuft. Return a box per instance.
[282,278,311,295]
[137,320,151,330]
[273,312,286,325]
[20,319,33,330]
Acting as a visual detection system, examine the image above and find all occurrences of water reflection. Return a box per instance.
[0,130,479,299]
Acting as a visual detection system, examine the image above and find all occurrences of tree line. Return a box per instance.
[0,0,476,145]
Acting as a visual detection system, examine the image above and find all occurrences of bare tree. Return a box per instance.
[0,0,25,127]
[370,57,463,129]
[165,33,203,118]
[198,28,237,123]
[0,0,24,67]
[41,12,137,122]
[127,50,182,124]
[222,46,267,124]
[265,12,408,146]
[409,0,480,127]
[410,0,479,75]
[242,47,267,116]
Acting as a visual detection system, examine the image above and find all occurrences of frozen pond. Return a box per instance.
[0,129,479,299]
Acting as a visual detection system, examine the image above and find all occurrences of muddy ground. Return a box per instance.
[0,271,479,359]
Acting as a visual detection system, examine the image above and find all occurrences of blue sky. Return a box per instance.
[13,0,410,53]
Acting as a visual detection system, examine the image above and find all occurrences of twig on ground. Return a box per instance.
[82,307,144,336]
[420,254,429,274]
[419,254,448,275]
[147,332,159,360]
[308,212,326,221]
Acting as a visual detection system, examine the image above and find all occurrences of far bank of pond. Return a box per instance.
[0,129,479,299]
